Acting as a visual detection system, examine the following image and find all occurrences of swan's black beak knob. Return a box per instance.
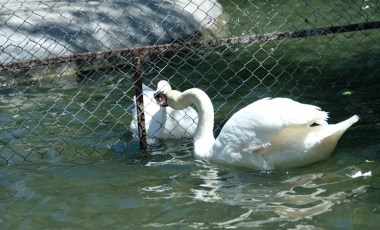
[154,91,168,107]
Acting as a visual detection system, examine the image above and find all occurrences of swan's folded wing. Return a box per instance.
[215,98,329,153]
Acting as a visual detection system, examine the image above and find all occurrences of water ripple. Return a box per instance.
[186,162,370,228]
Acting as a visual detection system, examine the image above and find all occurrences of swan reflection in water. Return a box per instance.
[190,162,368,228]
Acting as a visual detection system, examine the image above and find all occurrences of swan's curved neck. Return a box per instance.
[178,88,215,157]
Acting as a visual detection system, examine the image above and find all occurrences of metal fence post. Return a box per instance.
[132,51,148,153]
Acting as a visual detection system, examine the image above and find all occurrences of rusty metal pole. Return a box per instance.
[132,51,147,153]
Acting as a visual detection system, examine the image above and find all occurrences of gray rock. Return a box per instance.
[0,0,228,86]
[0,0,227,64]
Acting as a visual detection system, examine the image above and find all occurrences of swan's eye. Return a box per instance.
[154,91,168,107]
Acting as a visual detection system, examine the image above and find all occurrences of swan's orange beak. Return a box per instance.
[154,91,168,107]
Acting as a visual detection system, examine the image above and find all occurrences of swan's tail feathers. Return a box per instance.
[312,115,359,144]
[339,115,359,129]
[328,115,359,140]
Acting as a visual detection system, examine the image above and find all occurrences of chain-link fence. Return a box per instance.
[1,0,379,165]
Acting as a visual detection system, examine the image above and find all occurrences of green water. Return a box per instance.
[0,138,379,228]
[1,0,380,228]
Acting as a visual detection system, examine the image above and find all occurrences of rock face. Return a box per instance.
[0,0,228,64]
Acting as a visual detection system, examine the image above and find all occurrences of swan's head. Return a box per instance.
[154,80,192,110]
[154,80,172,107]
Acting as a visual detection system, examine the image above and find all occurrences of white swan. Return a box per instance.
[154,80,359,170]
[130,84,198,139]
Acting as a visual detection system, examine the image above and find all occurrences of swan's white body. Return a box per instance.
[130,84,198,139]
[155,80,359,170]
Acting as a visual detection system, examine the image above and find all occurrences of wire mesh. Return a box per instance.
[0,0,379,165]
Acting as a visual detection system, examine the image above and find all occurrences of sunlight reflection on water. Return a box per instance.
[139,152,374,229]
[196,167,368,228]
[0,134,377,229]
